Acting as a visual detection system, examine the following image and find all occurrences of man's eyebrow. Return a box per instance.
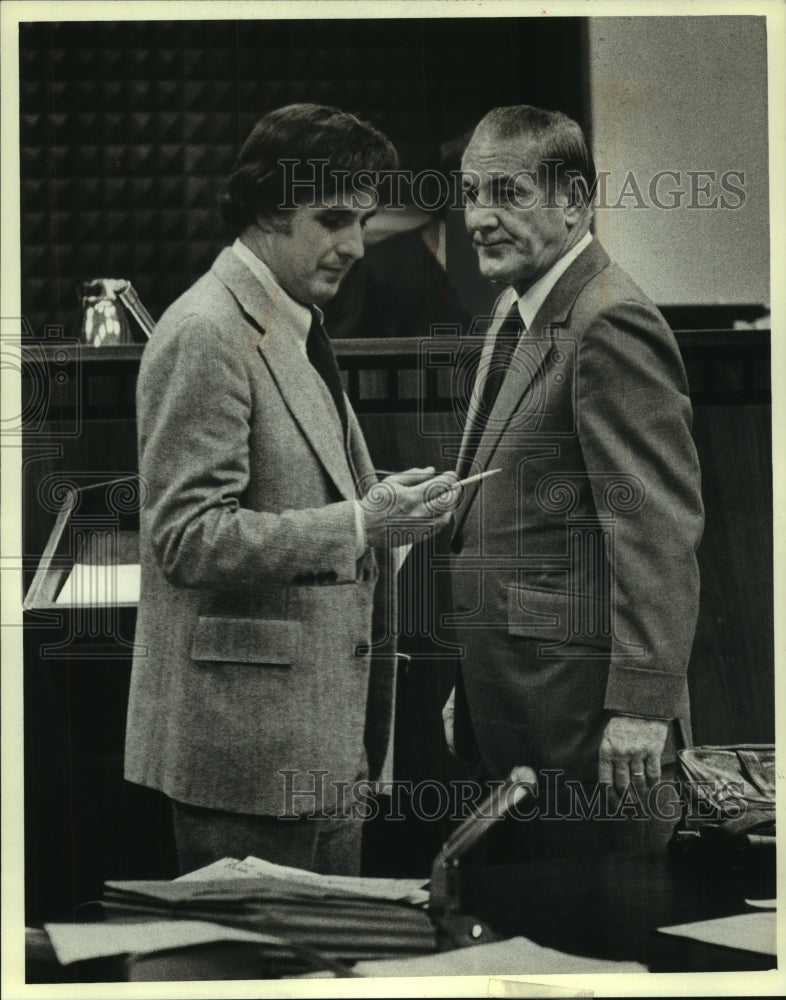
[489,174,519,187]
[316,205,378,220]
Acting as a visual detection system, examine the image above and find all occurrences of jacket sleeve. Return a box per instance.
[576,298,704,719]
[137,313,360,591]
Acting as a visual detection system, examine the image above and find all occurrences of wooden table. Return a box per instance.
[460,848,776,972]
[27,847,775,982]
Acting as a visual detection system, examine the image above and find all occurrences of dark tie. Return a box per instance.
[458,302,525,477]
[307,309,348,438]
[478,303,525,418]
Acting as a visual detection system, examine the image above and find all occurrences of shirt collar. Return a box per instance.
[232,238,322,355]
[505,231,593,330]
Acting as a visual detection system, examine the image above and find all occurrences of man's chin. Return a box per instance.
[310,283,340,307]
[476,262,516,285]
[315,270,349,302]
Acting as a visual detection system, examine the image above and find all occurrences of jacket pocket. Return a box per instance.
[191,616,301,665]
[507,585,611,650]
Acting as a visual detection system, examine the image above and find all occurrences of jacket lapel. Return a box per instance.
[452,241,611,539]
[212,248,356,503]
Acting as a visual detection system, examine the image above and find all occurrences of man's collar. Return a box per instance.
[231,238,318,354]
[510,231,593,329]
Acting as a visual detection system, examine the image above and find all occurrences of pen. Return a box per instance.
[377,468,502,488]
[451,468,502,490]
[423,468,501,502]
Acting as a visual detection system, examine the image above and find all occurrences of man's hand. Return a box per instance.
[598,715,668,802]
[361,467,461,548]
[441,686,457,757]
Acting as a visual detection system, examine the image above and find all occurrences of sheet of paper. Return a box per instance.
[745,897,777,909]
[44,919,282,965]
[392,541,414,576]
[176,854,429,904]
[657,911,777,956]
[350,936,648,977]
[55,562,140,605]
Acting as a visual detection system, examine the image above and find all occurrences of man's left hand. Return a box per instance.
[598,715,669,801]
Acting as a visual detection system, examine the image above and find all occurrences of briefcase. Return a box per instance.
[669,744,775,864]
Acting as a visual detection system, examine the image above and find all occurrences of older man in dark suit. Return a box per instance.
[444,105,704,856]
[125,104,459,876]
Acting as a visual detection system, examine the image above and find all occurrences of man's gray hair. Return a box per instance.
[472,105,597,206]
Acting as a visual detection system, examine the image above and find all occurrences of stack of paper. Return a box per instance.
[175,855,429,905]
[101,859,436,962]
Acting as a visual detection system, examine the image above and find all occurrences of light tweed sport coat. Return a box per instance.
[125,248,396,816]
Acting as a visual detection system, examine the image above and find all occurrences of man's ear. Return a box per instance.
[255,211,293,236]
[563,201,585,228]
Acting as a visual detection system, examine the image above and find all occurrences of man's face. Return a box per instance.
[461,131,574,294]
[256,193,376,306]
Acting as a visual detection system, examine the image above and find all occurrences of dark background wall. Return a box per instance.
[19,17,586,338]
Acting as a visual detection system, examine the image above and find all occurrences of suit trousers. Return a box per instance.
[171,799,363,877]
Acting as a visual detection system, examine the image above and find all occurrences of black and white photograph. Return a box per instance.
[1,1,782,996]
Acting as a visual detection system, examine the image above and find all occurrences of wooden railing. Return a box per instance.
[19,329,772,429]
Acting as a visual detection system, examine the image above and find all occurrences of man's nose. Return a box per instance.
[464,199,499,233]
[336,222,365,261]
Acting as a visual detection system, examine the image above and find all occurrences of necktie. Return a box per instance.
[478,303,525,421]
[458,302,525,477]
[307,309,348,438]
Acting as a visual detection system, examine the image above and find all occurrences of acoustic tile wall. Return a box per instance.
[19,17,584,337]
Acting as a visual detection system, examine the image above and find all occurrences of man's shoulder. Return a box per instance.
[156,263,232,331]
[570,246,669,331]
[139,259,243,378]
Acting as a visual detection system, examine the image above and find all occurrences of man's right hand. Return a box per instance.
[361,467,461,548]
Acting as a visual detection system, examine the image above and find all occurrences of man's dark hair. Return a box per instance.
[218,103,399,235]
[472,105,597,206]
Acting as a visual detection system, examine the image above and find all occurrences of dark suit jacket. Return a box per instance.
[450,240,704,782]
[125,248,396,816]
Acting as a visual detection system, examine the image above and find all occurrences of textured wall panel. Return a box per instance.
[19,18,585,336]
